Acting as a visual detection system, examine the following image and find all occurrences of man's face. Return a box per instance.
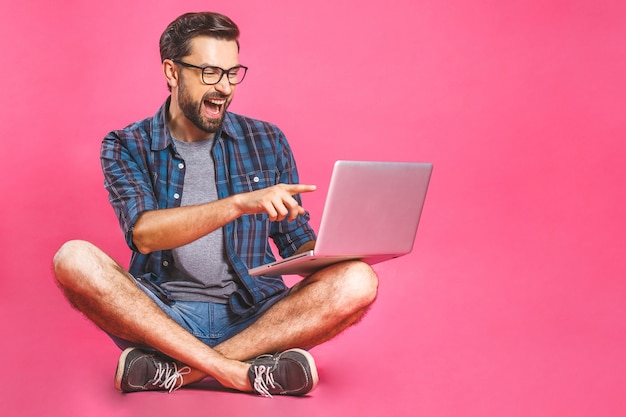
[176,37,239,134]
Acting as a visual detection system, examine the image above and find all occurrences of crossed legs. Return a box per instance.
[52,240,378,392]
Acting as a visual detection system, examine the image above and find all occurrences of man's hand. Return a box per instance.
[235,183,316,222]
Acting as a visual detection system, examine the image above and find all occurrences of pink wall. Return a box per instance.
[1,1,625,416]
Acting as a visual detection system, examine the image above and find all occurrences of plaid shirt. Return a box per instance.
[101,98,316,315]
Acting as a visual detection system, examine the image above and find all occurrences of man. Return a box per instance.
[53,12,378,398]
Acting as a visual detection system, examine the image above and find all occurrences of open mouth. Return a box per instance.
[204,97,227,117]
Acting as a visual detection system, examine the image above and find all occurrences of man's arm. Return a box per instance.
[132,183,316,254]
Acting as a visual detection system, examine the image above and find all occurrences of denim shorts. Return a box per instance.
[109,276,288,350]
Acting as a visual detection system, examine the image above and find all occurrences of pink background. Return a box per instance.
[1,0,625,416]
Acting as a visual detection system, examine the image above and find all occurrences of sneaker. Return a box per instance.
[247,348,319,398]
[114,347,191,393]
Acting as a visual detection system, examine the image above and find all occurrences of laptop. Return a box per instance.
[248,160,433,277]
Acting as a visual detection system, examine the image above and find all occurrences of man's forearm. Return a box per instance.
[132,196,241,254]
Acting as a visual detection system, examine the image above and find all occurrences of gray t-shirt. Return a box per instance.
[161,137,239,303]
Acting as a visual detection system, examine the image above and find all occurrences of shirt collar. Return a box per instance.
[150,97,174,151]
[220,112,238,140]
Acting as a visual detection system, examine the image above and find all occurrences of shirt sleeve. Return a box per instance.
[272,204,317,259]
[269,130,317,258]
[101,131,159,251]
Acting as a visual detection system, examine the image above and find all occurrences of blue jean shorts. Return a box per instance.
[109,276,288,350]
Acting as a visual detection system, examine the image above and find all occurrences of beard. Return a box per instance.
[177,82,231,134]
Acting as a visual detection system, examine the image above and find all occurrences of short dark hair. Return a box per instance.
[159,12,240,62]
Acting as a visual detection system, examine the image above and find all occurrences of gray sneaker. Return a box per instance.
[114,348,191,393]
[247,349,319,397]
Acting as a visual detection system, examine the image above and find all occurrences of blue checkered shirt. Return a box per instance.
[101,98,316,315]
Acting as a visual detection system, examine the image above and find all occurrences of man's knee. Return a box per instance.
[335,261,379,308]
[53,240,101,287]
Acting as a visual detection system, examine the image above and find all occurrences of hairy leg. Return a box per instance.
[214,260,379,361]
[155,260,378,384]
[52,240,250,391]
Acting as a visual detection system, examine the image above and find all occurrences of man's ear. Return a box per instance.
[162,59,179,90]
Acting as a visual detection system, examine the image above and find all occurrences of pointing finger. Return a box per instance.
[282,183,317,195]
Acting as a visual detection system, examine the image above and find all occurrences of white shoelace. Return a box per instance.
[152,362,192,393]
[252,365,277,398]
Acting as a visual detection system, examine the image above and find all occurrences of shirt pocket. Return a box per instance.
[230,170,276,193]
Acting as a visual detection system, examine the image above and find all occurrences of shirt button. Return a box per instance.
[178,163,185,169]
[253,176,260,183]
[162,261,169,267]
[173,193,180,199]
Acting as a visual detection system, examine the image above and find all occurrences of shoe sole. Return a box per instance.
[114,347,136,392]
[284,348,319,393]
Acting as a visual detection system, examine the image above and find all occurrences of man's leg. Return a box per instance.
[53,240,250,391]
[215,260,379,361]
[152,259,378,386]
[54,240,376,392]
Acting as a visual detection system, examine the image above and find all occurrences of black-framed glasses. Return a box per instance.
[171,59,248,85]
